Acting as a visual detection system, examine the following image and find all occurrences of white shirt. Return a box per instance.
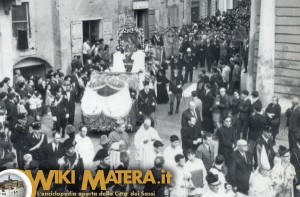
[112,51,126,72]
[184,158,208,195]
[83,42,91,54]
[131,50,146,73]
[75,134,95,169]
[163,145,183,170]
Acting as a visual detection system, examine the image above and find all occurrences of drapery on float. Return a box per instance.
[81,71,139,132]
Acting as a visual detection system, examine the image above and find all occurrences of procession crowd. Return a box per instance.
[0,1,299,197]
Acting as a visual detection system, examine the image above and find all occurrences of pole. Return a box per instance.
[255,0,275,107]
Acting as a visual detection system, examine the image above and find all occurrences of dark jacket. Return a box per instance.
[40,142,64,170]
[291,147,300,186]
[217,125,236,165]
[238,98,251,120]
[51,96,69,119]
[196,143,214,171]
[181,108,202,131]
[181,124,200,154]
[138,89,157,115]
[5,99,18,127]
[227,150,252,195]
[249,113,267,141]
[183,54,196,70]
[169,74,184,94]
[253,136,276,169]
[288,106,300,133]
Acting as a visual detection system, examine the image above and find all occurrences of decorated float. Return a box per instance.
[81,71,139,132]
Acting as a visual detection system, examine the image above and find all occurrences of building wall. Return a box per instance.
[56,0,193,73]
[251,0,300,98]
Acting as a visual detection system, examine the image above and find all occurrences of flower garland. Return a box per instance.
[117,27,144,49]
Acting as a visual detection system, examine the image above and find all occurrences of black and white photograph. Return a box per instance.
[0,0,299,196]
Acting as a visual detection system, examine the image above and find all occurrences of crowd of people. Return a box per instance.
[0,1,299,197]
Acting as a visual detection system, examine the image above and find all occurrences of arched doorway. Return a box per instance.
[13,57,52,80]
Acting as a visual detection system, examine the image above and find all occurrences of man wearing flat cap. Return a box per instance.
[24,121,48,162]
[253,126,275,170]
[227,140,252,196]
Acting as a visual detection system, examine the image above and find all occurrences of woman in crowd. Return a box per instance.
[156,69,169,104]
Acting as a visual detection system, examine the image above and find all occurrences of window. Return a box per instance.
[11,2,31,37]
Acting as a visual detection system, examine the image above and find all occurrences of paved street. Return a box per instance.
[41,67,289,169]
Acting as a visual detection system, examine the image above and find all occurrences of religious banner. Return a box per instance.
[163,27,179,59]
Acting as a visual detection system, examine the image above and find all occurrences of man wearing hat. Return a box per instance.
[272,145,296,197]
[51,87,69,138]
[169,67,184,115]
[227,140,252,196]
[10,114,30,169]
[183,47,195,83]
[253,126,275,170]
[24,121,48,162]
[138,81,157,126]
[58,139,83,192]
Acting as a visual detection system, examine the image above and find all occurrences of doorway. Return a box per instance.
[207,0,212,17]
[82,20,100,45]
[135,9,149,39]
[191,7,200,22]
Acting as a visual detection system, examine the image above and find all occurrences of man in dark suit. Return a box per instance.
[217,116,236,166]
[144,157,166,196]
[5,93,18,129]
[205,39,215,73]
[181,116,202,159]
[291,133,300,196]
[138,81,157,126]
[241,38,249,73]
[70,68,80,102]
[181,101,202,133]
[250,90,262,114]
[40,132,64,170]
[64,83,76,125]
[51,88,69,138]
[227,140,252,196]
[196,40,206,68]
[248,104,267,153]
[202,83,214,134]
[196,133,214,171]
[253,126,276,170]
[286,97,300,152]
[24,121,48,162]
[183,48,196,83]
[169,68,183,115]
[237,90,252,139]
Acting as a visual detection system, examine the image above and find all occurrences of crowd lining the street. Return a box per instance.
[0,1,300,197]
